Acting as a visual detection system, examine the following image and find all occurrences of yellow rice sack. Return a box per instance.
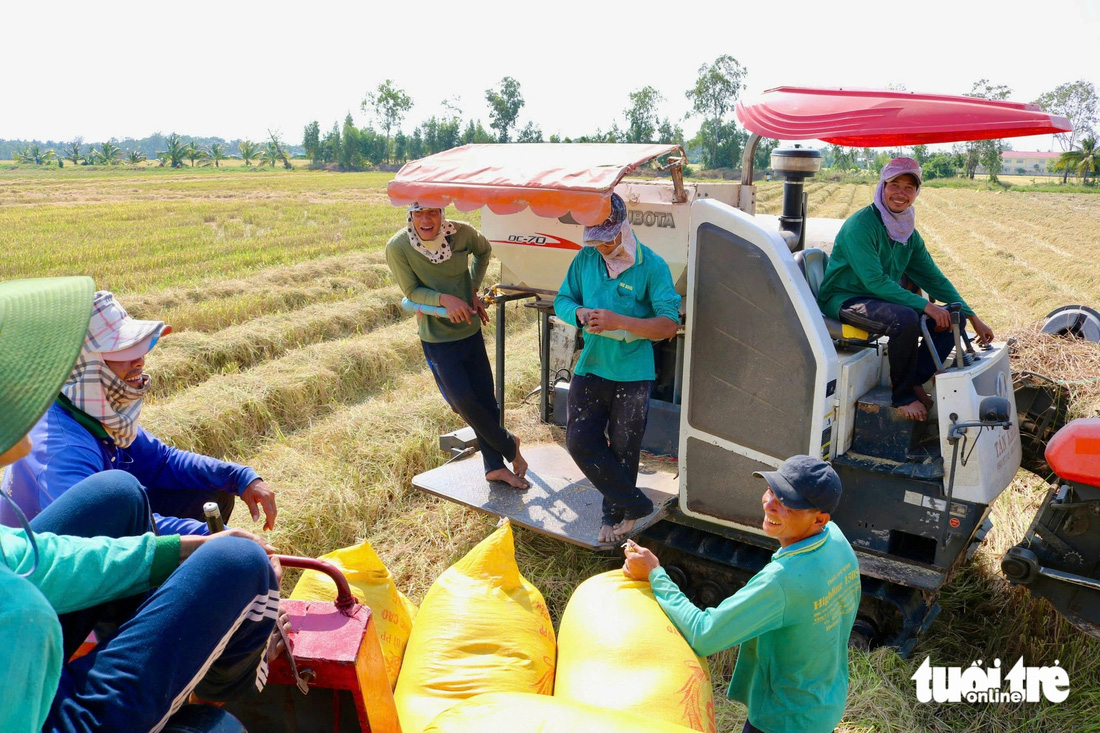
[555,570,715,733]
[424,692,700,733]
[393,521,556,733]
[289,540,416,689]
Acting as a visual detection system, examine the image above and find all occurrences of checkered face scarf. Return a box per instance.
[61,299,151,448]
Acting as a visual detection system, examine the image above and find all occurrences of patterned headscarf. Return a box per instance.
[61,292,167,448]
[873,157,923,244]
[407,203,458,264]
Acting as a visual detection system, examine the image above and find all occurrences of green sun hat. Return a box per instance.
[0,277,95,455]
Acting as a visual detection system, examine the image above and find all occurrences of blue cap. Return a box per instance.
[754,455,842,514]
[582,193,628,243]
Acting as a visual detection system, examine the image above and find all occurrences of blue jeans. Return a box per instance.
[30,471,279,732]
[422,331,518,475]
[566,373,655,526]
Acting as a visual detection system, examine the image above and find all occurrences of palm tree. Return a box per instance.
[126,150,147,165]
[98,141,122,165]
[259,141,281,167]
[64,139,83,165]
[82,147,99,166]
[14,144,56,165]
[237,139,259,167]
[1052,137,1099,184]
[204,142,228,168]
[183,142,202,167]
[157,134,187,168]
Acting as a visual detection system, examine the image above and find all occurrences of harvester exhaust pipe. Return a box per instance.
[770,145,822,252]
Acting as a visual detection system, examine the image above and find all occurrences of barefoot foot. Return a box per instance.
[598,524,617,543]
[511,436,528,479]
[897,399,928,421]
[486,467,530,489]
[914,384,934,410]
[613,518,638,541]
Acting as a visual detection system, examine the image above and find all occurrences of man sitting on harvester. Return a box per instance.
[816,157,994,420]
[0,276,283,733]
[554,193,680,543]
[624,455,861,733]
[2,290,277,535]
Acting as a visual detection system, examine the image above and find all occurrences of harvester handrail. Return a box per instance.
[275,555,358,615]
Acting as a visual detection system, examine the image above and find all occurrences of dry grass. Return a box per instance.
[5,168,1099,731]
[1008,327,1100,419]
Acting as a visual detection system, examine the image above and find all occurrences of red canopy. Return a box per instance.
[736,87,1073,146]
[387,143,680,225]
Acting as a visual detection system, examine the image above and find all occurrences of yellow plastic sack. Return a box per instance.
[424,692,699,733]
[555,570,716,733]
[393,521,556,733]
[289,540,416,689]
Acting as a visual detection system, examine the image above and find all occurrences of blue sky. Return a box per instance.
[4,0,1097,152]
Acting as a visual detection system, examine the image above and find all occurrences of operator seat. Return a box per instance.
[794,248,877,345]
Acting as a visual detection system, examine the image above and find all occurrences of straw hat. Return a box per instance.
[0,277,95,454]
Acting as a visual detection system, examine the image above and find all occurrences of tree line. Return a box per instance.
[4,69,1096,180]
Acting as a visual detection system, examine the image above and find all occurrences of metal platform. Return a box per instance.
[412,444,679,550]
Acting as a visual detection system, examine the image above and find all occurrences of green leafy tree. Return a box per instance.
[204,142,228,167]
[922,153,958,180]
[338,114,363,170]
[13,144,56,165]
[98,141,122,165]
[911,144,929,164]
[1034,80,1098,182]
[126,150,146,165]
[685,54,747,169]
[303,120,321,163]
[362,80,412,162]
[624,86,663,143]
[656,118,683,146]
[64,139,83,165]
[485,76,525,143]
[517,121,543,143]
[461,119,494,144]
[320,123,341,164]
[265,131,292,169]
[183,141,203,167]
[237,139,259,167]
[965,80,1012,183]
[158,133,187,168]
[1051,136,1099,183]
[828,144,857,171]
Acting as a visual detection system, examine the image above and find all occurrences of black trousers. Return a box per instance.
[838,297,955,407]
[566,373,655,526]
[422,330,517,474]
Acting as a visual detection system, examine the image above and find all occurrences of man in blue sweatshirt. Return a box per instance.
[2,289,277,535]
[624,455,861,733]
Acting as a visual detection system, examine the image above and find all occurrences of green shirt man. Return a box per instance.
[623,455,861,733]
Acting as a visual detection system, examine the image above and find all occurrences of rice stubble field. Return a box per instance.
[4,166,1099,732]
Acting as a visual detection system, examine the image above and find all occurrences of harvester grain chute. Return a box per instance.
[391,87,1099,655]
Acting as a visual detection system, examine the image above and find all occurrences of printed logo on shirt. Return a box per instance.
[911,657,1069,703]
[618,282,634,292]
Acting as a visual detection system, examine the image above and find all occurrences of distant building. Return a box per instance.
[997,151,1061,175]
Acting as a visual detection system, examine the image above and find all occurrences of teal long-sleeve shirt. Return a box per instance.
[816,204,972,320]
[384,221,491,344]
[0,528,179,732]
[554,243,681,382]
[650,522,861,733]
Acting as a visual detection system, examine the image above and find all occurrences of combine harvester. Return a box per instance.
[391,87,1100,654]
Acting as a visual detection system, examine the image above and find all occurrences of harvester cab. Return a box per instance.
[392,87,1098,653]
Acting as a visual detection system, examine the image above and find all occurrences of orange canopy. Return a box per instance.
[387,143,681,225]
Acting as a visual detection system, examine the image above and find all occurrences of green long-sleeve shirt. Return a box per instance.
[0,529,179,732]
[817,205,972,320]
[650,522,861,733]
[384,221,492,344]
